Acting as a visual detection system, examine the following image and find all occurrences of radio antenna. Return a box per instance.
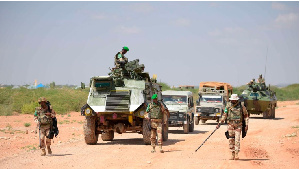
[264,46,268,79]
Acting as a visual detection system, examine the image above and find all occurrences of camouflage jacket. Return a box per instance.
[221,102,249,125]
[34,105,56,126]
[114,52,128,67]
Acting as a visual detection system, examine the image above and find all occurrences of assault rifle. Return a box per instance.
[45,101,59,139]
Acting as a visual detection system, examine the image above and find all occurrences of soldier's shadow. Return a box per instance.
[250,117,284,120]
[97,138,185,146]
[49,154,73,156]
[239,158,269,161]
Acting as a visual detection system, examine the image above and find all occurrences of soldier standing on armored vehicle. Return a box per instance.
[115,46,129,68]
[145,94,168,153]
[216,94,249,160]
[257,74,265,83]
[34,97,56,156]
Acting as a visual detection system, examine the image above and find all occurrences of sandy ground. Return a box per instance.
[0,101,298,169]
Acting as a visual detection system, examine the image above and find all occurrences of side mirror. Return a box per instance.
[81,82,85,89]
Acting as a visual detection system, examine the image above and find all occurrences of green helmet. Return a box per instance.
[123,46,129,51]
[151,94,158,99]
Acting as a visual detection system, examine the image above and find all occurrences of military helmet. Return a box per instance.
[229,94,239,101]
[38,97,47,103]
[123,46,129,51]
[259,74,262,78]
[138,64,145,68]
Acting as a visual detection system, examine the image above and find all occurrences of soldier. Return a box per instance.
[257,74,265,83]
[145,94,168,153]
[34,97,56,156]
[115,46,129,68]
[216,94,249,160]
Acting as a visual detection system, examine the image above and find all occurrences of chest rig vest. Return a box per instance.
[36,107,52,125]
[149,103,162,119]
[228,104,242,121]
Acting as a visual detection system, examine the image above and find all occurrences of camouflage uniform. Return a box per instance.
[114,52,128,68]
[145,101,165,153]
[220,99,249,160]
[34,97,56,156]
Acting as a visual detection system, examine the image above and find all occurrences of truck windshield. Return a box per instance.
[201,96,222,103]
[162,95,187,105]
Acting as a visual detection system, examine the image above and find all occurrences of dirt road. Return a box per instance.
[0,101,298,169]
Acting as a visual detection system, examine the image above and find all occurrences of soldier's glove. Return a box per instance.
[245,125,248,132]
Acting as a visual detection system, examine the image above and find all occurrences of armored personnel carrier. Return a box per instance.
[241,76,277,119]
[81,59,168,145]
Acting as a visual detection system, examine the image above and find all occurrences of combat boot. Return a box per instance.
[47,146,52,155]
[151,146,156,153]
[41,149,46,156]
[229,151,235,160]
[235,152,239,160]
[159,145,164,153]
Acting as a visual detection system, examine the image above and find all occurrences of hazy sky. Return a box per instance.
[0,1,298,87]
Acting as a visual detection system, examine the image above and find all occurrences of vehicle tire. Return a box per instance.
[263,108,272,119]
[201,119,206,124]
[189,117,194,132]
[162,123,168,141]
[101,130,114,141]
[272,105,276,119]
[143,119,151,145]
[83,116,98,145]
[195,116,199,125]
[183,118,189,134]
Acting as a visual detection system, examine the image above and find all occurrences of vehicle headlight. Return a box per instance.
[215,108,219,113]
[196,107,201,112]
[139,111,144,116]
[85,108,91,116]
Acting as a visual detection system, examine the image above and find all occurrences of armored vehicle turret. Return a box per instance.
[241,75,277,119]
[81,59,168,145]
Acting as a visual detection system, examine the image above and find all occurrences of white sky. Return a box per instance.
[0,1,298,87]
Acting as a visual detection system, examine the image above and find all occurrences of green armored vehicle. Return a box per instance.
[241,75,277,119]
[81,59,168,145]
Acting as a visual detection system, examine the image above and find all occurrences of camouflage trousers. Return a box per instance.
[228,121,242,153]
[39,125,51,149]
[150,119,163,146]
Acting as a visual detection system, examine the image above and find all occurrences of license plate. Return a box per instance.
[170,116,177,119]
[216,113,221,116]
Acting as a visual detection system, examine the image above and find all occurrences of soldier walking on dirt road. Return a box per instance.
[34,97,56,156]
[216,94,249,160]
[145,94,168,153]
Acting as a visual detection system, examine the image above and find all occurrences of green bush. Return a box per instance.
[24,123,31,127]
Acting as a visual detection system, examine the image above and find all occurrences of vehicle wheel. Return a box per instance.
[83,116,98,145]
[101,130,114,141]
[162,123,168,141]
[143,119,151,145]
[263,108,272,119]
[272,105,276,119]
[189,117,194,132]
[195,116,199,125]
[183,118,189,134]
[201,119,206,124]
